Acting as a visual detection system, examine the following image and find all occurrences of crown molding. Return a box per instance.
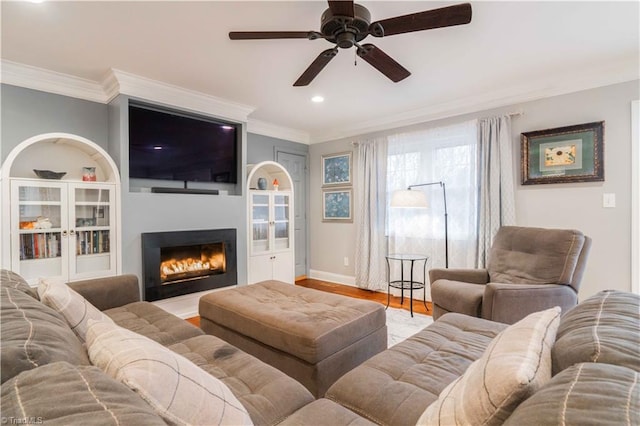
[309,56,640,143]
[247,119,310,145]
[0,60,108,103]
[0,61,307,141]
[104,69,255,123]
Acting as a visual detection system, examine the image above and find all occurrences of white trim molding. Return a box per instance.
[308,269,355,287]
[104,69,255,123]
[247,119,310,145]
[632,100,639,294]
[1,60,107,103]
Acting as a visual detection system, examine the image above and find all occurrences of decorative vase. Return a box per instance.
[257,177,267,190]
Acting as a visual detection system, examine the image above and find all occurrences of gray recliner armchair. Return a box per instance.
[429,226,592,324]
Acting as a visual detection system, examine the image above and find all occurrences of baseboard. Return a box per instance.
[307,269,431,301]
[308,269,356,287]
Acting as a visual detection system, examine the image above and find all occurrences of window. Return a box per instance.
[387,120,478,268]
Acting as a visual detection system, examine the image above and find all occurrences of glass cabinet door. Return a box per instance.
[11,181,67,282]
[251,193,270,254]
[70,185,115,278]
[273,194,290,250]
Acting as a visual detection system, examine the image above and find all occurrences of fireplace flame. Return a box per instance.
[160,253,224,281]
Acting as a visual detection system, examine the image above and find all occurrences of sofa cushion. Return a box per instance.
[105,301,203,346]
[0,269,38,299]
[0,287,90,384]
[277,399,376,426]
[504,363,640,426]
[169,334,314,426]
[417,307,561,426]
[38,278,114,343]
[87,319,252,426]
[325,313,507,426]
[488,226,585,285]
[553,290,640,374]
[0,362,167,426]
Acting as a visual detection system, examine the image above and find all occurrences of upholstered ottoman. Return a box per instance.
[199,280,387,397]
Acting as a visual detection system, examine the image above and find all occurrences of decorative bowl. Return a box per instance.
[33,169,66,180]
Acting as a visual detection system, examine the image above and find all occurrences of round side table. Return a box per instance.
[385,253,429,317]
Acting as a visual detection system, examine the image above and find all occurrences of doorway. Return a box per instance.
[276,150,308,278]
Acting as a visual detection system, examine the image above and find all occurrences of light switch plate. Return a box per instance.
[603,193,616,208]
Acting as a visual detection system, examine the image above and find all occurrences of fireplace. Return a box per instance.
[141,229,237,301]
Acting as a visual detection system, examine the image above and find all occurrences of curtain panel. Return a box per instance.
[354,137,389,290]
[476,116,517,267]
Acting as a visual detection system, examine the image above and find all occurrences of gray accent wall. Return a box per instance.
[309,80,640,299]
[247,132,308,164]
[1,85,306,289]
[1,84,109,163]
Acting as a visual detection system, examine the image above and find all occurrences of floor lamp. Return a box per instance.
[390,181,449,268]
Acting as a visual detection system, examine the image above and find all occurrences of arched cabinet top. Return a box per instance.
[1,133,120,184]
[246,161,293,192]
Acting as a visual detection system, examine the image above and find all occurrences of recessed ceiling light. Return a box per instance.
[311,96,324,103]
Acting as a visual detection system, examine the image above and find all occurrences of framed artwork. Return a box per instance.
[521,121,604,185]
[322,152,352,186]
[322,188,352,222]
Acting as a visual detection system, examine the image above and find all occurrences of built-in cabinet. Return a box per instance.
[1,133,122,285]
[246,161,294,284]
[11,180,117,283]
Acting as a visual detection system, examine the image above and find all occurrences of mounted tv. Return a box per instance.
[128,103,239,185]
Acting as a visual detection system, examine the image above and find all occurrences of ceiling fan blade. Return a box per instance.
[229,31,314,40]
[294,48,339,86]
[356,44,410,83]
[369,3,472,37]
[328,1,354,17]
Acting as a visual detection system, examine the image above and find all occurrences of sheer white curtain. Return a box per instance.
[355,137,389,290]
[387,120,478,299]
[476,116,516,267]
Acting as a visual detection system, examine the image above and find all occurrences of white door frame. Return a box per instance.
[632,100,639,294]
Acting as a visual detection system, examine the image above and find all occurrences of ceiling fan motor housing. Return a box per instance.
[321,3,371,48]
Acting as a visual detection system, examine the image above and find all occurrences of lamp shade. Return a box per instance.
[390,189,428,208]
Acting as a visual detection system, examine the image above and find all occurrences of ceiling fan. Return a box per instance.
[229,1,472,86]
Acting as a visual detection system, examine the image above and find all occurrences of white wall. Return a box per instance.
[309,80,640,299]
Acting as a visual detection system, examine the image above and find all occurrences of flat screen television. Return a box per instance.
[128,103,239,184]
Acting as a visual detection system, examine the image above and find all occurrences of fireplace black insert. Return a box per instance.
[141,229,237,301]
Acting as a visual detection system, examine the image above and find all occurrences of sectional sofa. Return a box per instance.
[1,269,638,425]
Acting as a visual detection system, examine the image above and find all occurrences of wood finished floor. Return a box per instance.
[186,278,432,326]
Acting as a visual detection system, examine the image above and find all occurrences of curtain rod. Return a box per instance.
[351,111,525,145]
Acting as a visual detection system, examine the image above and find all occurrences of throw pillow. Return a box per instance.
[37,278,113,343]
[86,319,253,426]
[416,307,561,426]
[1,361,167,425]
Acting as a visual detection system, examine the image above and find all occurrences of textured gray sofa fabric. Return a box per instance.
[430,226,591,324]
[169,334,314,426]
[68,274,140,311]
[0,287,90,384]
[199,280,387,397]
[504,363,640,426]
[487,226,586,286]
[0,268,39,299]
[277,399,377,426]
[0,362,167,426]
[105,301,204,346]
[553,289,640,374]
[325,313,507,426]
